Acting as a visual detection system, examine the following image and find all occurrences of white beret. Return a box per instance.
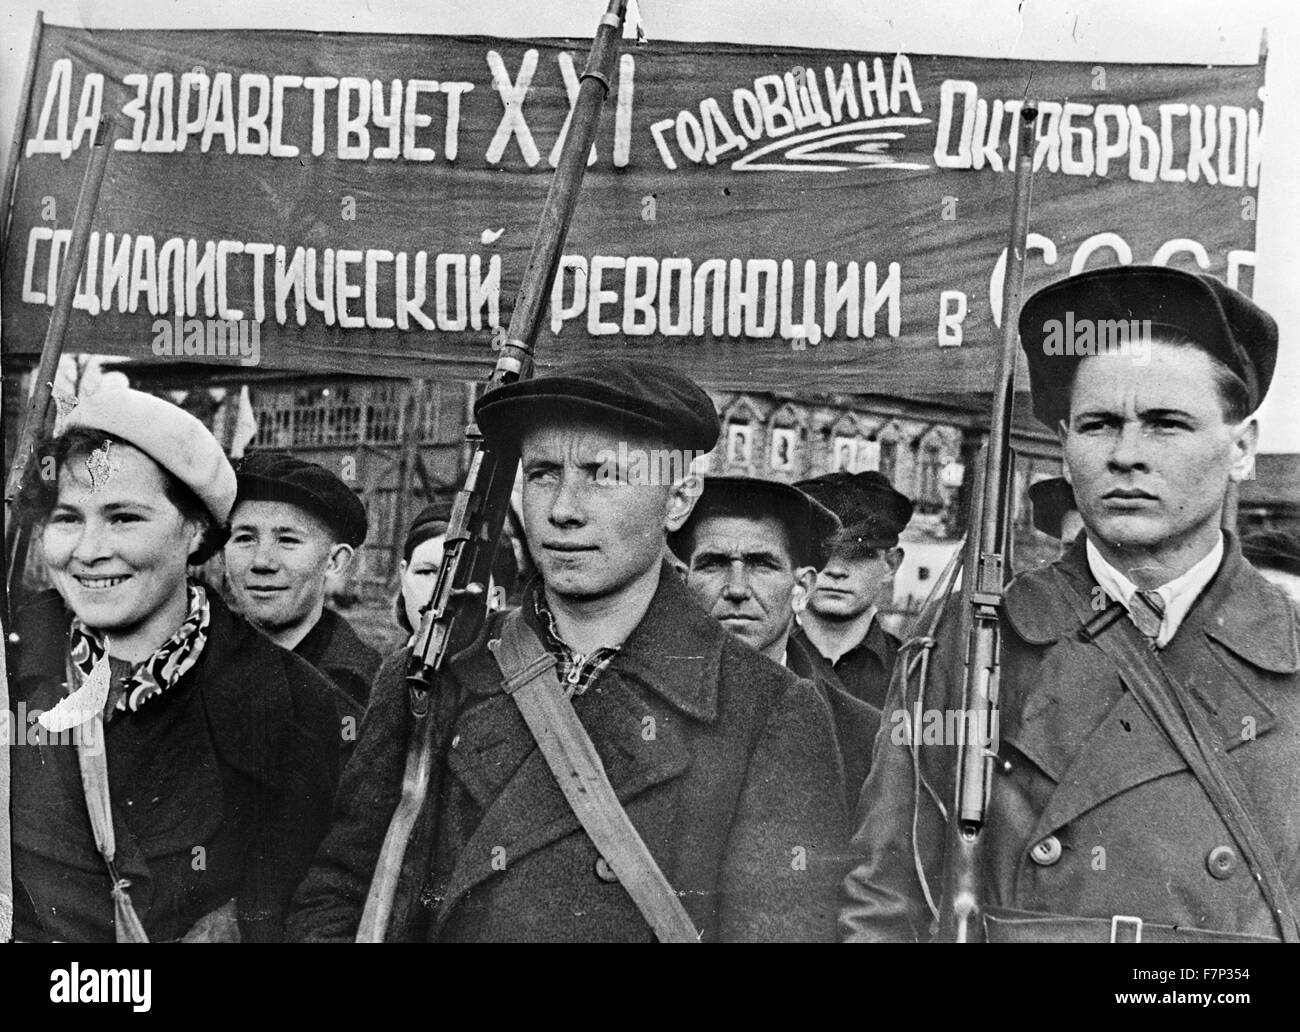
[63,388,237,523]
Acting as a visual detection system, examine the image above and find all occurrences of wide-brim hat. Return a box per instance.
[668,476,841,569]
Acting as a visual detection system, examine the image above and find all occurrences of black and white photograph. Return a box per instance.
[0,0,1297,1009]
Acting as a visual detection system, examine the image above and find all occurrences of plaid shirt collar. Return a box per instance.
[532,584,620,697]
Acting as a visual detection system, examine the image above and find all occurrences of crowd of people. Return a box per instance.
[6,263,1300,942]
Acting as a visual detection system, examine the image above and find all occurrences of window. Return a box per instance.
[878,438,897,480]
[726,424,753,465]
[832,436,856,472]
[769,428,797,472]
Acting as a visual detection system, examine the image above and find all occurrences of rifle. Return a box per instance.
[4,118,115,613]
[935,103,1038,942]
[356,0,630,942]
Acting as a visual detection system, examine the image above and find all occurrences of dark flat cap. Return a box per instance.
[794,471,913,549]
[474,359,720,452]
[1028,477,1077,539]
[403,499,453,562]
[1242,529,1300,579]
[668,476,842,569]
[1019,265,1278,428]
[234,451,368,547]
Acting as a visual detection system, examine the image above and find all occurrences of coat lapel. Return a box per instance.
[1009,535,1289,842]
[433,668,692,932]
[431,565,715,932]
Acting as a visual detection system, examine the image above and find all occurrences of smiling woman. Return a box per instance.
[7,388,342,943]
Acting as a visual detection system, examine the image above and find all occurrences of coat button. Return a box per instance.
[1207,845,1237,880]
[1030,835,1062,866]
[594,856,619,883]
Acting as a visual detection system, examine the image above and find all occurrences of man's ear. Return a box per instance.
[885,547,904,574]
[665,473,703,531]
[1227,417,1259,484]
[791,566,817,613]
[325,542,356,578]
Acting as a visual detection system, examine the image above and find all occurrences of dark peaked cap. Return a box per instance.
[668,476,842,569]
[1028,476,1077,539]
[234,451,368,547]
[1242,530,1300,580]
[1018,265,1279,428]
[474,358,720,452]
[795,471,913,549]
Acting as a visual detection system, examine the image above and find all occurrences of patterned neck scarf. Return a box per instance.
[532,583,619,698]
[67,583,211,716]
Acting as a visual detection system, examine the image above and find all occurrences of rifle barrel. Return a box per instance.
[4,118,116,608]
[937,103,1037,943]
[356,0,629,942]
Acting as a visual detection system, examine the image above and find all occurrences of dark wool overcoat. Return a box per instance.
[9,589,340,942]
[289,563,850,942]
[294,606,382,715]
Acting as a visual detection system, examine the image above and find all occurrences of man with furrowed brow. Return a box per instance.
[289,359,849,942]
[842,265,1300,943]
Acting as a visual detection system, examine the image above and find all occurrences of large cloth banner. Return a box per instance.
[0,26,1266,395]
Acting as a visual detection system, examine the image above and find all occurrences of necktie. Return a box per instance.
[1129,589,1166,643]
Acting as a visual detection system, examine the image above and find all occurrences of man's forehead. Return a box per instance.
[1071,343,1222,410]
[519,418,668,457]
[693,513,792,556]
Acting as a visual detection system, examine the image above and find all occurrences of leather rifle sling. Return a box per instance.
[64,652,150,942]
[1051,567,1299,943]
[488,610,699,943]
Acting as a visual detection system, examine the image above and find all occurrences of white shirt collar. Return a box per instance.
[1085,533,1225,648]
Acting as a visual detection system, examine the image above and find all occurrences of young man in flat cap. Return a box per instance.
[668,475,881,807]
[792,471,913,710]
[288,359,849,942]
[843,265,1300,943]
[225,453,381,716]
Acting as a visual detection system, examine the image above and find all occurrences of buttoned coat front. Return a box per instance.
[289,564,850,942]
[841,534,1300,942]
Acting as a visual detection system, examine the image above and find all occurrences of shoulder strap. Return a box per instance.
[62,651,151,943]
[488,609,699,943]
[1049,567,1299,943]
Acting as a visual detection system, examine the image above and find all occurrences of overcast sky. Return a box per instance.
[2,0,1296,450]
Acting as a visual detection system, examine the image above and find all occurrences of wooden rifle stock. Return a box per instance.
[356,0,629,942]
[935,104,1037,942]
